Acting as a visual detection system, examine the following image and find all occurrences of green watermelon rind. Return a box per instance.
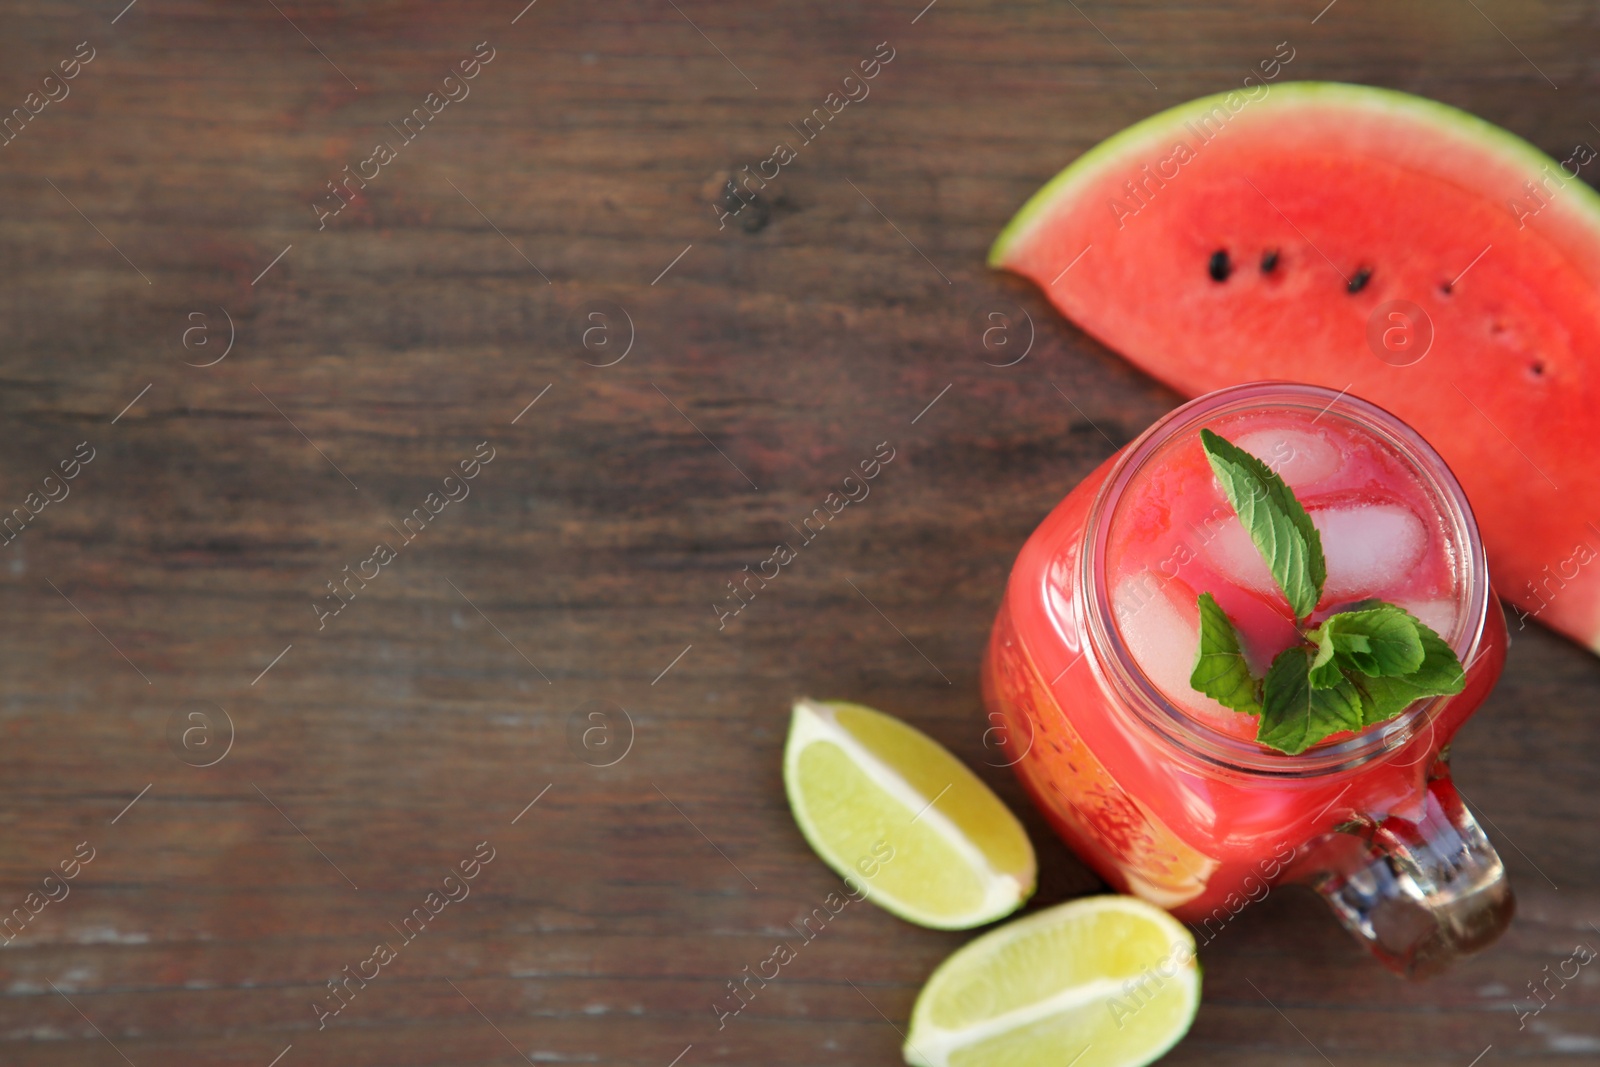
[988,80,1600,268]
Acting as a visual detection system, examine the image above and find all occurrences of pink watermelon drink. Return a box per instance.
[1107,404,1462,743]
[983,382,1512,976]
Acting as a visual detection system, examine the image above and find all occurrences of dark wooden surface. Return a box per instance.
[1,1,1597,1064]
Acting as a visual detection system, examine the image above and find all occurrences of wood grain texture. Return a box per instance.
[0,0,1596,1064]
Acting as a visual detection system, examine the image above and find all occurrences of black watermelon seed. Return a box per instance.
[1260,249,1280,273]
[1347,267,1373,293]
[1531,361,1546,377]
[1208,250,1231,282]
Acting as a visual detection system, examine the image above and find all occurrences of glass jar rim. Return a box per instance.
[1078,381,1490,777]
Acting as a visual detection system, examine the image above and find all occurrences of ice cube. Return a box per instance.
[1203,504,1427,605]
[1235,427,1341,488]
[1204,519,1279,598]
[1395,597,1458,639]
[1317,504,1427,599]
[1112,575,1231,721]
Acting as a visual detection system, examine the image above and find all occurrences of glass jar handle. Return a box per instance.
[1311,768,1515,979]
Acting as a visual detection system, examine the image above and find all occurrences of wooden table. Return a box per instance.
[1,1,1595,1063]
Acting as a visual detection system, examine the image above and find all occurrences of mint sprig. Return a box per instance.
[1188,430,1467,755]
[1200,428,1326,622]
[1256,647,1365,756]
[1306,603,1424,682]
[1347,619,1466,726]
[1190,592,1262,716]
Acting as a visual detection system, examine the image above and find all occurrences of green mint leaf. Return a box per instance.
[1200,428,1327,622]
[1347,611,1466,726]
[1308,606,1424,679]
[1190,592,1263,715]
[1256,647,1365,755]
[1308,628,1344,689]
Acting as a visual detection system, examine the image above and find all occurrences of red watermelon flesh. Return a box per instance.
[992,82,1600,654]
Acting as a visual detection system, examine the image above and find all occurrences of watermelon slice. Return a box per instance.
[993,81,1600,654]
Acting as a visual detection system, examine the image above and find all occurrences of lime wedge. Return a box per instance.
[904,896,1200,1067]
[783,698,1035,930]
